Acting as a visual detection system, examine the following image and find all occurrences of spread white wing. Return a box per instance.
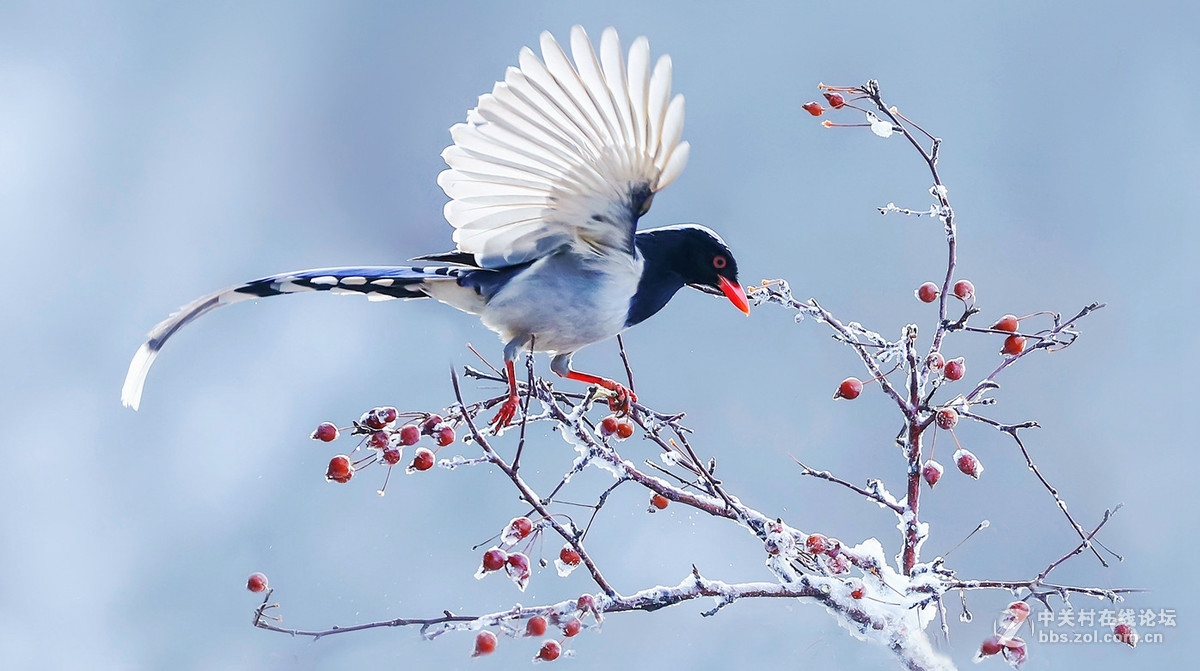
[437,26,690,268]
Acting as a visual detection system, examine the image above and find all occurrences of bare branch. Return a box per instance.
[451,369,617,597]
[791,456,903,514]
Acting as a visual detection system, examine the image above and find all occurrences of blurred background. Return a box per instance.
[2,1,1195,669]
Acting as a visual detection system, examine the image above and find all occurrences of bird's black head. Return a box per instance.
[626,225,749,327]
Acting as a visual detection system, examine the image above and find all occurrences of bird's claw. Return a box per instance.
[491,394,520,429]
[603,384,637,416]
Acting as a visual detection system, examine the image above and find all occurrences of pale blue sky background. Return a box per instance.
[2,1,1196,669]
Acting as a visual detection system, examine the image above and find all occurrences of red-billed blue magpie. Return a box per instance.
[121,26,749,426]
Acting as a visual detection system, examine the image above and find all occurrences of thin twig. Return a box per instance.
[616,334,636,395]
[791,456,903,514]
[450,368,617,597]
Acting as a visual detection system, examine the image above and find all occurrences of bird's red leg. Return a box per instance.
[564,370,638,413]
[490,360,520,428]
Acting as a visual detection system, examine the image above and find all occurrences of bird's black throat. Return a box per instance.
[625,226,719,327]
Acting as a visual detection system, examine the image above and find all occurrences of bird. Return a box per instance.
[121,25,750,427]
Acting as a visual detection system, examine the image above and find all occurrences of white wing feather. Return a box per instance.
[438,26,688,268]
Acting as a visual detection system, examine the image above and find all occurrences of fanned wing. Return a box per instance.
[437,26,690,269]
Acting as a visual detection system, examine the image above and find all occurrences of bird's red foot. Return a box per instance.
[563,371,637,416]
[602,382,638,415]
[491,393,520,428]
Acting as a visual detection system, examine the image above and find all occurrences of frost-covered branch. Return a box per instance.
[941,505,1141,604]
[792,456,904,514]
[449,368,617,597]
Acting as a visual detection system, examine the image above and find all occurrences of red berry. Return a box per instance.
[1003,600,1031,625]
[802,101,824,116]
[577,593,596,612]
[926,352,944,370]
[650,494,669,510]
[1002,637,1027,666]
[436,425,456,447]
[326,455,353,483]
[944,358,965,381]
[398,425,420,446]
[473,630,497,657]
[805,533,832,555]
[410,447,435,471]
[954,448,983,479]
[559,546,581,566]
[537,639,562,662]
[615,419,634,439]
[979,635,1003,656]
[506,552,531,585]
[562,617,582,637]
[916,282,939,303]
[311,422,339,442]
[1002,334,1026,356]
[764,523,793,556]
[992,314,1019,333]
[922,460,943,488]
[1114,622,1138,647]
[367,430,390,449]
[364,407,393,430]
[826,552,850,574]
[482,547,508,572]
[525,615,547,637]
[935,408,958,430]
[823,92,845,108]
[835,377,863,400]
[953,279,975,300]
[420,414,443,435]
[599,415,619,436]
[382,448,402,465]
[508,516,534,540]
[847,578,865,599]
[246,572,269,593]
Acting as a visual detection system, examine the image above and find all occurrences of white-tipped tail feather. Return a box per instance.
[120,288,257,410]
[121,267,448,410]
[121,343,157,411]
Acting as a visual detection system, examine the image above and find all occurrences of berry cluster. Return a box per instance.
[597,413,635,440]
[467,592,601,661]
[804,533,853,575]
[830,276,1048,491]
[310,407,458,494]
[975,601,1032,666]
[475,516,542,591]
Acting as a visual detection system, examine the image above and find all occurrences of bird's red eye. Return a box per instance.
[713,255,727,269]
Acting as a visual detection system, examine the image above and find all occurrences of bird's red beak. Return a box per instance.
[718,276,751,315]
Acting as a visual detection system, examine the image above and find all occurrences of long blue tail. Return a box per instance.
[121,266,463,410]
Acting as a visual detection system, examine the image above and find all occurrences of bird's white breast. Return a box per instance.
[479,250,643,354]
